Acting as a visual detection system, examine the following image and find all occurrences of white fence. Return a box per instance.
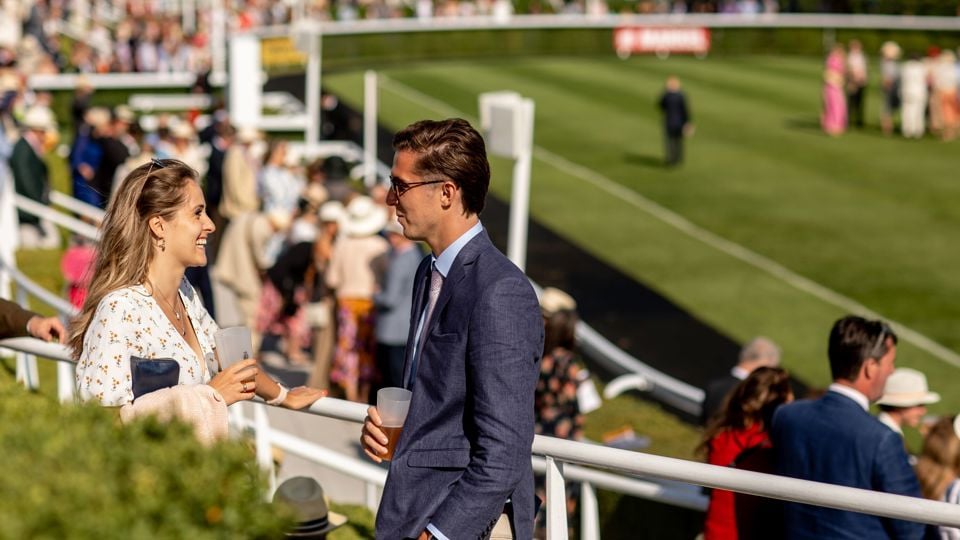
[6,336,960,539]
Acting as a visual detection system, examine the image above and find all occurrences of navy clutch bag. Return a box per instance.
[130,356,181,400]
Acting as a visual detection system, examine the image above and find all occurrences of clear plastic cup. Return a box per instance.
[213,326,254,371]
[377,387,412,460]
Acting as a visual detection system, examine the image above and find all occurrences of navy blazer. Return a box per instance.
[375,230,544,540]
[770,391,925,540]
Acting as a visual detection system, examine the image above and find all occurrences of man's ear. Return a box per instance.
[862,357,879,380]
[439,181,457,208]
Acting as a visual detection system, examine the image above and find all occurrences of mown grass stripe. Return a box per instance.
[377,71,960,370]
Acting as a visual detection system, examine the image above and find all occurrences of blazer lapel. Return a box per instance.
[401,256,432,389]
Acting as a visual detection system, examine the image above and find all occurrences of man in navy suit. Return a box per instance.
[770,316,924,539]
[361,119,544,539]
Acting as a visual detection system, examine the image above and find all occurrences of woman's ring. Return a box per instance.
[241,382,248,392]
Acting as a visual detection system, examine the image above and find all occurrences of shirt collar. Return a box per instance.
[731,366,750,380]
[828,383,870,412]
[877,411,904,436]
[432,221,483,278]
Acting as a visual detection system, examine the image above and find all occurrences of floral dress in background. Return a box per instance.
[534,346,585,441]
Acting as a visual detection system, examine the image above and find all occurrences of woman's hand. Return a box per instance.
[208,358,258,406]
[280,386,327,410]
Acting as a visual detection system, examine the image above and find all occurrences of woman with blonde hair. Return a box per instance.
[915,415,960,539]
[71,159,323,440]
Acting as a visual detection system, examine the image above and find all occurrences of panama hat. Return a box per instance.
[343,196,387,237]
[236,125,261,143]
[877,368,940,408]
[540,287,577,316]
[22,106,55,131]
[273,477,347,538]
[318,200,345,224]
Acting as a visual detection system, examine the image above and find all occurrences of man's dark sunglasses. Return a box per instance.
[389,175,443,198]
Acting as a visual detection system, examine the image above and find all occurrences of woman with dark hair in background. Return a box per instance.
[698,366,793,540]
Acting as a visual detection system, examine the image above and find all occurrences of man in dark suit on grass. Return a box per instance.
[770,315,924,539]
[361,118,544,540]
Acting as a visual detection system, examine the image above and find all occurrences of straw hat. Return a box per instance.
[22,106,55,131]
[876,368,940,408]
[318,200,345,224]
[170,121,194,140]
[540,287,577,316]
[85,107,111,130]
[236,125,261,143]
[343,196,387,237]
[273,477,347,538]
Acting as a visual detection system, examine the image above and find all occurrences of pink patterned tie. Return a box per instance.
[423,265,443,330]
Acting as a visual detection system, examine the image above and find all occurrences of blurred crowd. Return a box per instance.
[821,39,960,141]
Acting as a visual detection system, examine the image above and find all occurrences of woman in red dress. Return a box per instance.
[698,366,793,540]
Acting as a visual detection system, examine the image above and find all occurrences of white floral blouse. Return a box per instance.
[76,279,220,406]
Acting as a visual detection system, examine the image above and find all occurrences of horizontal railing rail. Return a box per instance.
[4,335,960,534]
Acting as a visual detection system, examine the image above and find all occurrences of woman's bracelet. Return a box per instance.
[266,383,289,406]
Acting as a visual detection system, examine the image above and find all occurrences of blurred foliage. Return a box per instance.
[328,502,376,540]
[0,381,294,539]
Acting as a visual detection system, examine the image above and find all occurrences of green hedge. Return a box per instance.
[0,381,293,539]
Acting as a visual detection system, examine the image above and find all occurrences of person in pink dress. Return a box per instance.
[698,366,794,540]
[822,43,848,136]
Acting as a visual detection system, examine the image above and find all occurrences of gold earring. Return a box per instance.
[158,238,166,252]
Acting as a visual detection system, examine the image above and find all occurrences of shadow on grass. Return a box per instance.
[623,151,667,169]
[784,116,822,133]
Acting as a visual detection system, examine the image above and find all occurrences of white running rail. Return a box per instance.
[6,337,960,539]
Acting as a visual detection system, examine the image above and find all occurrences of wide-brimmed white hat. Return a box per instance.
[22,106,55,131]
[877,368,940,408]
[318,200,345,224]
[236,125,261,143]
[343,196,387,237]
[540,287,577,316]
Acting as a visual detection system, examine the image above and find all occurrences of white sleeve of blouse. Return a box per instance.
[75,293,143,407]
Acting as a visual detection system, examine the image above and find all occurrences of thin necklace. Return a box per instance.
[147,279,186,336]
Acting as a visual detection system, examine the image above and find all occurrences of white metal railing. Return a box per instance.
[5,338,960,538]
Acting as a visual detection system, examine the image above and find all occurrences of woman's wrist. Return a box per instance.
[266,383,288,406]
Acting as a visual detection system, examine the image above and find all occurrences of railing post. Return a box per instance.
[545,456,569,540]
[57,361,76,403]
[254,403,277,495]
[14,289,38,390]
[365,482,379,512]
[580,481,600,540]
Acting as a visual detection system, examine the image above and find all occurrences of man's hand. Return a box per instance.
[417,530,432,540]
[26,315,66,343]
[361,405,388,463]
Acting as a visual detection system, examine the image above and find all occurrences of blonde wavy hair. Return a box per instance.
[915,416,960,500]
[68,159,199,359]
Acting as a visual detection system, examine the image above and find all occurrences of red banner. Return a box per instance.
[613,27,711,58]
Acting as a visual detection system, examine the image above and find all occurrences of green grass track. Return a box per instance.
[324,55,960,418]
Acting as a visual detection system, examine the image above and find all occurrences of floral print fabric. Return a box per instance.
[76,280,220,406]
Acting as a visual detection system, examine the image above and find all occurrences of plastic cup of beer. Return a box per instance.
[377,387,412,461]
[213,326,254,371]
